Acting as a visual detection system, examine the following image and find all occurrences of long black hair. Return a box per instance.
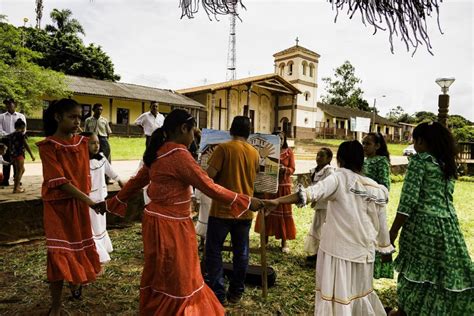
[337,140,364,173]
[273,131,288,149]
[366,132,390,162]
[143,109,196,167]
[43,98,81,136]
[413,122,458,180]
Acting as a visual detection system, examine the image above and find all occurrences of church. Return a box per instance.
[178,43,321,139]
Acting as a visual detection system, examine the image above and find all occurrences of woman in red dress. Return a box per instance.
[38,99,101,316]
[105,109,263,315]
[256,132,296,253]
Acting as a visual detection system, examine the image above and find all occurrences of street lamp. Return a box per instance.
[435,77,455,127]
[372,95,386,132]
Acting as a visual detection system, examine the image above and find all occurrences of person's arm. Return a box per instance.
[0,115,6,137]
[59,182,95,206]
[205,145,224,179]
[206,166,218,179]
[104,159,122,187]
[106,121,112,136]
[389,155,425,245]
[23,137,35,161]
[105,166,150,217]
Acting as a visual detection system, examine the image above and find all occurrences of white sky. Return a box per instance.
[1,0,473,120]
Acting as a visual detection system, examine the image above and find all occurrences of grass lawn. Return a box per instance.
[25,136,146,162]
[1,181,472,315]
[314,138,409,156]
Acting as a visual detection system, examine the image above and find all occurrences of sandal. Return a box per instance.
[13,188,25,193]
[69,284,82,299]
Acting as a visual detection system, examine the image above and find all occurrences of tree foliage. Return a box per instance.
[24,9,120,81]
[321,61,370,111]
[0,22,68,114]
[387,106,415,123]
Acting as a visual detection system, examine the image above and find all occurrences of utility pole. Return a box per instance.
[226,1,238,81]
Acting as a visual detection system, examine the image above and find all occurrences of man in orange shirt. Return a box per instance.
[205,116,260,305]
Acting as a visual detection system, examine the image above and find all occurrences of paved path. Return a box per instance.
[0,157,408,202]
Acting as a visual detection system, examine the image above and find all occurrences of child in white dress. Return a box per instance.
[304,148,334,264]
[83,132,123,264]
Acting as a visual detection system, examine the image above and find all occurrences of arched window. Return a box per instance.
[279,63,285,76]
[287,61,294,75]
[304,91,311,101]
[302,61,308,76]
[309,63,315,77]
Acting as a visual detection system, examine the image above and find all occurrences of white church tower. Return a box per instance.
[273,39,320,139]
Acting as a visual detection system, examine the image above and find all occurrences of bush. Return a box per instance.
[390,174,405,183]
[452,126,474,142]
[459,176,474,182]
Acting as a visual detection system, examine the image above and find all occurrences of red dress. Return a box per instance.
[37,135,100,283]
[106,142,251,316]
[255,147,296,240]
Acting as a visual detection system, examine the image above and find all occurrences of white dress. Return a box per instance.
[299,168,394,316]
[89,154,120,263]
[304,165,334,255]
[194,189,212,238]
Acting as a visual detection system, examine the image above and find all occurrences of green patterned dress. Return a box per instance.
[394,153,474,315]
[364,155,394,279]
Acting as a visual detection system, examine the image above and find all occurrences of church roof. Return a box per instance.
[273,45,320,58]
[317,103,399,127]
[66,75,205,109]
[177,73,301,95]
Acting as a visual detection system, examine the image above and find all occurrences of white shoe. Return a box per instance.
[282,247,290,253]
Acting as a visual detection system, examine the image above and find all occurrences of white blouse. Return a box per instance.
[90,154,120,202]
[309,164,335,210]
[300,168,394,263]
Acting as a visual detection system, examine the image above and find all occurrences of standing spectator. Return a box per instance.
[205,116,260,305]
[0,98,26,186]
[9,119,35,193]
[134,101,165,147]
[84,103,113,183]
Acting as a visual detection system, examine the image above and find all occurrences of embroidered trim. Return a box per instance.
[144,208,189,220]
[48,177,67,183]
[349,188,388,204]
[47,244,95,252]
[115,196,126,205]
[401,274,474,292]
[47,136,85,147]
[156,148,188,160]
[140,283,204,299]
[316,287,374,305]
[174,199,191,205]
[47,237,93,245]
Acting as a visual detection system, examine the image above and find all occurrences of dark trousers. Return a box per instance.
[98,136,111,162]
[1,138,13,186]
[205,216,251,302]
[145,135,151,148]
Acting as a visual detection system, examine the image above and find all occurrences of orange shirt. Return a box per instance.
[207,140,259,220]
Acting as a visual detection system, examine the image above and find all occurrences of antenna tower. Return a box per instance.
[226,1,238,81]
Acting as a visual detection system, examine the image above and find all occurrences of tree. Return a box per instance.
[414,111,437,123]
[0,22,69,114]
[45,8,85,36]
[321,61,370,111]
[448,115,472,129]
[24,9,120,81]
[387,106,415,123]
[452,126,474,142]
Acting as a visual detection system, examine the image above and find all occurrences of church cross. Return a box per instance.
[295,36,299,46]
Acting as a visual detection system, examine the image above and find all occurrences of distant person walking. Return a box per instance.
[134,101,165,147]
[0,98,27,187]
[84,103,112,162]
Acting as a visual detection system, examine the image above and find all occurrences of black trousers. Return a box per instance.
[146,135,152,148]
[1,138,14,186]
[98,136,111,162]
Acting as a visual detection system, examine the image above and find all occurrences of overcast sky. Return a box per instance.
[1,0,473,120]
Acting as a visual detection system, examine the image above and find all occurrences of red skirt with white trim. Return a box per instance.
[139,206,224,316]
[44,198,101,284]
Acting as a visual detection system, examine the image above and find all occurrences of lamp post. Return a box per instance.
[435,77,455,127]
[372,95,386,132]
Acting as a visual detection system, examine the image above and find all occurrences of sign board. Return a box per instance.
[199,128,280,193]
[350,117,371,133]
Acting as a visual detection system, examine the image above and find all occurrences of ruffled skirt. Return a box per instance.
[140,208,224,315]
[394,210,474,315]
[44,199,101,284]
[89,209,113,263]
[315,250,386,316]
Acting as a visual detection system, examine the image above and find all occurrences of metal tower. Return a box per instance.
[226,2,238,81]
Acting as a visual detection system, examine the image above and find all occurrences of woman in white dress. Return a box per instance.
[265,140,394,316]
[304,148,334,263]
[83,132,123,264]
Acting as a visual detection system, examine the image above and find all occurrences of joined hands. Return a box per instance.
[90,201,107,215]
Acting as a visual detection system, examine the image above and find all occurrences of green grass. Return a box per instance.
[314,138,409,156]
[25,136,146,162]
[1,182,472,314]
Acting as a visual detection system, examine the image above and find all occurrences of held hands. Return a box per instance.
[91,201,107,215]
[249,197,279,216]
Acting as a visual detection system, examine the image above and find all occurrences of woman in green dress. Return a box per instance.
[389,122,473,316]
[363,132,393,279]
